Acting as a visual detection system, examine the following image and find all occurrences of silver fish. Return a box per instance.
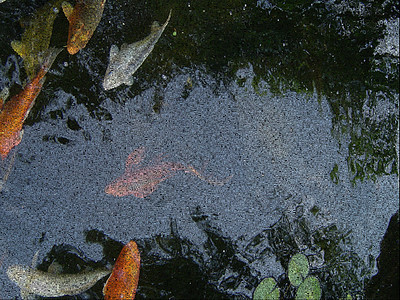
[7,251,110,299]
[103,10,171,90]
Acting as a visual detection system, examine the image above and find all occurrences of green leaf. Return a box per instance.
[288,253,309,287]
[295,276,322,300]
[253,277,280,300]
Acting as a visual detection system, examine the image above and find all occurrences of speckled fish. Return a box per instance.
[102,10,171,90]
[7,251,111,299]
[0,48,61,160]
[105,146,232,198]
[11,0,64,79]
[103,240,140,299]
[62,0,106,55]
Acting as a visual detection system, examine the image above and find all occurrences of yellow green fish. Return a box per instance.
[11,0,63,79]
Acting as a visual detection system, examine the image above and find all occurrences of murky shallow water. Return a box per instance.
[0,0,398,299]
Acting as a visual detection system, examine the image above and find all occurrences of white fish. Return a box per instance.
[103,10,171,90]
[7,251,111,299]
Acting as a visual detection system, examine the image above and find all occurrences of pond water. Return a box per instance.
[0,0,398,299]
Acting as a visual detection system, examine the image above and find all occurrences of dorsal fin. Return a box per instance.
[0,87,9,111]
[10,40,25,58]
[125,147,146,170]
[31,250,40,268]
[151,21,161,32]
[109,44,119,60]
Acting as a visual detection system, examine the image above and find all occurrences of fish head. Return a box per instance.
[7,265,31,285]
[102,67,122,91]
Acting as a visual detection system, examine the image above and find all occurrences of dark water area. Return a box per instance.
[0,0,399,299]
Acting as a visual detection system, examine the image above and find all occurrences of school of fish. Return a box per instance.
[1,1,233,298]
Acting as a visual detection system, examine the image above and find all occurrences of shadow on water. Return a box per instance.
[28,204,399,299]
[0,0,398,184]
[0,0,398,298]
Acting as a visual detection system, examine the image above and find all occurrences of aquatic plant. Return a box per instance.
[253,253,321,300]
[253,277,279,300]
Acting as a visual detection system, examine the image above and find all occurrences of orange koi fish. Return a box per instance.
[105,146,232,198]
[0,48,61,160]
[62,0,106,55]
[103,240,140,300]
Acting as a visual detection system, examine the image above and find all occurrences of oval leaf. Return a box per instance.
[295,276,322,300]
[288,253,309,287]
[253,277,280,300]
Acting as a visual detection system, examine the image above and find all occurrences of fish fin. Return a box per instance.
[126,147,145,170]
[186,164,233,186]
[61,1,73,21]
[166,9,172,23]
[133,189,149,198]
[31,250,40,268]
[156,10,172,30]
[10,40,25,57]
[40,47,62,72]
[0,87,9,111]
[47,261,63,274]
[20,289,32,300]
[151,21,161,31]
[109,44,119,60]
[125,75,134,86]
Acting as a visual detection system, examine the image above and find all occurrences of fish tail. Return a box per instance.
[186,165,232,186]
[39,47,63,73]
